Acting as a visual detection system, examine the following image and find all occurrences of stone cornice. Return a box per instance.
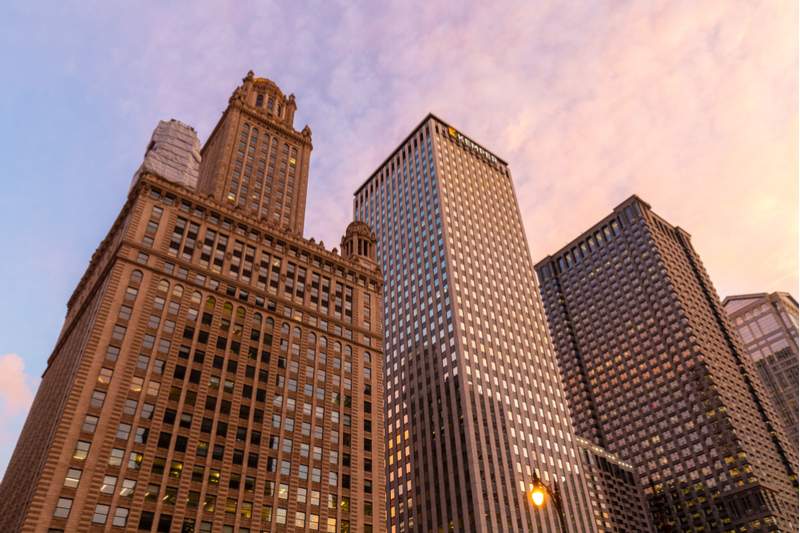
[138,172,383,288]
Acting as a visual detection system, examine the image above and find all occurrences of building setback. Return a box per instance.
[0,72,386,533]
[576,436,654,532]
[723,292,799,454]
[535,195,799,532]
[354,114,598,532]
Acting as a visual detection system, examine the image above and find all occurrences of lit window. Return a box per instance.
[100,475,117,494]
[119,479,136,497]
[97,368,113,384]
[63,468,82,488]
[73,440,91,461]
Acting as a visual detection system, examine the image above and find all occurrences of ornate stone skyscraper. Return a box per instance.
[0,73,385,533]
[535,195,798,532]
[354,114,598,532]
[198,70,313,236]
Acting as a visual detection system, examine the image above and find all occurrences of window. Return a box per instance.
[128,451,144,470]
[141,403,154,419]
[116,423,131,440]
[92,504,109,524]
[122,399,138,416]
[73,440,91,461]
[82,415,99,434]
[120,479,136,497]
[100,475,117,494]
[108,447,124,466]
[112,507,129,527]
[106,345,120,361]
[111,325,127,342]
[64,468,82,488]
[53,497,73,518]
[130,376,144,393]
[97,367,113,384]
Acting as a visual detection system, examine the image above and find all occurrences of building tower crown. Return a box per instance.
[235,70,299,129]
[341,221,377,267]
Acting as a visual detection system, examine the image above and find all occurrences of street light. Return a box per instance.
[527,474,568,532]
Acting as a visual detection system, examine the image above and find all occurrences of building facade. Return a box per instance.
[354,114,598,532]
[535,195,799,532]
[576,437,654,532]
[723,292,799,453]
[0,74,386,533]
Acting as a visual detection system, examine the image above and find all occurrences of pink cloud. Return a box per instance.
[0,353,37,418]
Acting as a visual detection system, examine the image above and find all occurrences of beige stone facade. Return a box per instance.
[0,75,385,533]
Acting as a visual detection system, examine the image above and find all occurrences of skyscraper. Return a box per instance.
[723,292,799,453]
[0,73,385,533]
[576,437,654,532]
[535,195,798,531]
[354,114,597,532]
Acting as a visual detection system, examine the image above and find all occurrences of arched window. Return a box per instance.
[319,337,328,351]
[364,352,372,364]
[308,332,316,345]
[333,341,342,354]
[223,302,233,317]
[172,285,184,298]
[343,346,352,360]
[191,291,202,305]
[265,317,274,331]
[253,313,263,327]
[293,327,301,338]
[130,270,143,284]
[157,280,169,293]
[280,323,290,336]
[205,296,216,311]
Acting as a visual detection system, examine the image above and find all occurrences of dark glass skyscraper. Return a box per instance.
[535,195,798,531]
[354,115,597,532]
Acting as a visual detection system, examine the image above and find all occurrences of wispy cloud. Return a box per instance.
[12,1,789,298]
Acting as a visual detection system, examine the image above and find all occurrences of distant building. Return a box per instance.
[0,72,385,533]
[723,292,799,453]
[535,195,798,532]
[576,437,654,532]
[355,115,598,532]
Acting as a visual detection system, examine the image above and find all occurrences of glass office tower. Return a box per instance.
[724,292,799,453]
[354,114,597,533]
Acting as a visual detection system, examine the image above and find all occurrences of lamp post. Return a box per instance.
[527,474,568,532]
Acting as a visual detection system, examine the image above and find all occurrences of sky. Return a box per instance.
[0,1,796,477]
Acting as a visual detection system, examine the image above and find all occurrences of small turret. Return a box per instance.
[341,221,378,269]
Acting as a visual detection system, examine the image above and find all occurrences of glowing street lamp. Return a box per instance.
[527,474,568,532]
[528,483,546,507]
